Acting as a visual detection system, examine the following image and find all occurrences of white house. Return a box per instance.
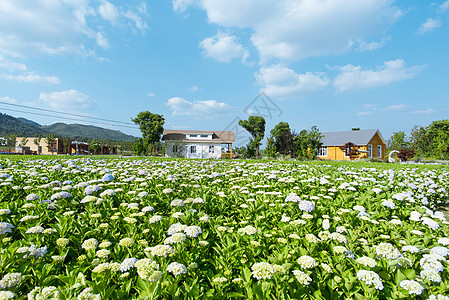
[162,130,235,159]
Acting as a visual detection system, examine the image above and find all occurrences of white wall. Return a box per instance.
[165,141,221,159]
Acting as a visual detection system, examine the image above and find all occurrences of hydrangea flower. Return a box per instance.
[356,270,384,290]
[399,280,424,295]
[292,270,312,285]
[251,262,274,280]
[0,273,22,289]
[297,255,317,269]
[167,262,187,276]
[118,258,138,272]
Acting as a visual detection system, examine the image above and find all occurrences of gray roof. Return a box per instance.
[321,129,385,146]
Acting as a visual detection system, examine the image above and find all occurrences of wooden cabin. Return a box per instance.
[317,129,386,160]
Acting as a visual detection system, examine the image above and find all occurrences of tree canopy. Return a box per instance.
[132,111,165,156]
[238,116,266,157]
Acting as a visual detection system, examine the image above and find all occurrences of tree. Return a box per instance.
[293,126,323,160]
[34,134,42,154]
[89,139,101,155]
[62,137,71,154]
[409,125,432,157]
[265,137,276,158]
[20,136,28,154]
[5,134,16,153]
[132,111,165,156]
[238,116,266,157]
[269,122,291,155]
[397,149,415,162]
[45,134,56,155]
[387,131,409,152]
[427,120,449,160]
[339,142,361,160]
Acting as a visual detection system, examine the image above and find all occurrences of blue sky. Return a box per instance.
[0,0,448,145]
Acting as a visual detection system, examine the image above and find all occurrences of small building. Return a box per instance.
[162,130,235,159]
[317,129,386,160]
[15,137,67,155]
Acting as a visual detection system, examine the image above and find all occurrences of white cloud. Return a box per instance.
[200,33,248,62]
[356,111,375,116]
[147,92,156,97]
[256,64,329,99]
[0,73,60,84]
[333,59,424,92]
[96,32,110,49]
[384,104,410,111]
[440,0,449,12]
[123,10,149,33]
[0,96,16,103]
[188,85,199,92]
[0,0,148,56]
[0,54,27,71]
[173,0,197,13]
[411,108,436,115]
[417,18,442,35]
[98,0,119,24]
[197,0,401,63]
[356,104,377,116]
[39,89,93,110]
[166,97,232,118]
[357,36,391,51]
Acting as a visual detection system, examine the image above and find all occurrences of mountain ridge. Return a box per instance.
[0,113,137,141]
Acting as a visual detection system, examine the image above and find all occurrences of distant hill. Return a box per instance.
[0,113,137,141]
[42,123,136,141]
[16,117,41,127]
[0,113,48,136]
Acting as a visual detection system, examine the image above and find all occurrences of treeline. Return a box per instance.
[235,116,323,159]
[387,119,449,160]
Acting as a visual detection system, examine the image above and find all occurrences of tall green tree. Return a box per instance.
[19,136,28,154]
[238,116,266,157]
[34,134,42,154]
[62,137,71,154]
[45,134,56,155]
[5,134,16,153]
[132,111,165,155]
[269,122,291,155]
[409,125,432,157]
[293,126,323,160]
[427,120,449,159]
[387,131,409,152]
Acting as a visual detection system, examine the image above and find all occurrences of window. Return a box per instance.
[368,144,373,157]
[318,146,327,157]
[344,146,350,157]
[190,145,196,153]
[209,145,214,153]
[377,145,382,158]
[201,134,209,138]
[172,144,178,153]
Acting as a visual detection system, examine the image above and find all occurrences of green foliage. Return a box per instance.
[269,122,291,154]
[238,116,266,157]
[293,126,323,160]
[394,120,449,160]
[132,111,165,155]
[386,131,409,152]
[45,134,57,154]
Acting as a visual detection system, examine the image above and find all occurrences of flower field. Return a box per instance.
[1,157,449,299]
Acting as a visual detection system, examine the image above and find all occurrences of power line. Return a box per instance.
[0,107,138,129]
[0,101,135,126]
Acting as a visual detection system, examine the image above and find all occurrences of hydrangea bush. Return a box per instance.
[0,157,448,299]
